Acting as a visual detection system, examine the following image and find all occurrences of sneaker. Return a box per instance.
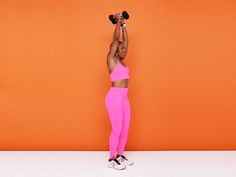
[116,154,134,166]
[107,157,126,170]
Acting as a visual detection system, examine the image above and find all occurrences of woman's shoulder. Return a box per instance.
[107,57,119,73]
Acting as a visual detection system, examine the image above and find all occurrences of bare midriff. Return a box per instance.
[111,79,129,88]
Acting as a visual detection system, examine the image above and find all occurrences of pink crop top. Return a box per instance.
[110,61,129,81]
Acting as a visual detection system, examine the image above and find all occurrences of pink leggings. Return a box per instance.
[105,87,131,159]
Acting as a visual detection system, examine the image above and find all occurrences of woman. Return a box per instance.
[105,13,134,170]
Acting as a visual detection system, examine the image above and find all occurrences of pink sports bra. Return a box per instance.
[110,61,129,81]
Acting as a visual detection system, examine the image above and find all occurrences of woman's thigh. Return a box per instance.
[105,91,123,129]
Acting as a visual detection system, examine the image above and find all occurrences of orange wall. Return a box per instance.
[0,0,236,150]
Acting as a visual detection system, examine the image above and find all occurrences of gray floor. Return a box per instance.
[0,151,236,177]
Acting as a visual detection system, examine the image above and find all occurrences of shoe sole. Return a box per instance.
[119,162,134,166]
[107,165,126,170]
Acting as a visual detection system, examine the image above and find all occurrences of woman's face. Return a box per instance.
[116,43,127,59]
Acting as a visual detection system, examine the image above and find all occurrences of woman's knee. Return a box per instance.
[111,125,122,137]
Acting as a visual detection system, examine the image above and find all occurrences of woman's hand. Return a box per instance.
[120,16,125,26]
[114,13,121,21]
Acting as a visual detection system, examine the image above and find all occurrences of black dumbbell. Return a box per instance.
[109,15,117,24]
[122,11,129,20]
[109,11,129,24]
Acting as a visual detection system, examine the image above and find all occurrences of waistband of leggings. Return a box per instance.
[110,87,128,90]
[109,87,128,93]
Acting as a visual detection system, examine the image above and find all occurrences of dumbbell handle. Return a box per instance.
[113,13,121,20]
[114,12,128,18]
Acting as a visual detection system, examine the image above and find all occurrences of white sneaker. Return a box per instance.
[107,157,126,170]
[116,155,134,166]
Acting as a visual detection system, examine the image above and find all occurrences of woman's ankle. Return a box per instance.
[116,154,123,158]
